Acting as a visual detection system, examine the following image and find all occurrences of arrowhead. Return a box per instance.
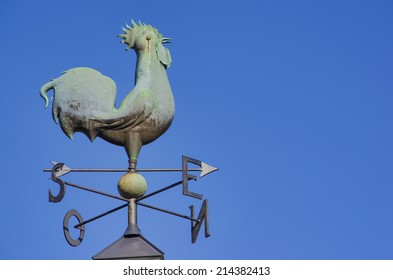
[50,161,71,177]
[200,162,219,178]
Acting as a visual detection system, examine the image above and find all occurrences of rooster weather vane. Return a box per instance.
[40,20,218,259]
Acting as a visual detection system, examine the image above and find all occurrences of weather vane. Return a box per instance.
[40,20,218,259]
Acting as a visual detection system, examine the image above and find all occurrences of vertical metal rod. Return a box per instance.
[124,198,140,237]
[129,198,137,225]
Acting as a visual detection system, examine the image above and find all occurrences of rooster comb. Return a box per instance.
[118,20,171,50]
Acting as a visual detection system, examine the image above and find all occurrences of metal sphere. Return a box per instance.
[117,172,147,199]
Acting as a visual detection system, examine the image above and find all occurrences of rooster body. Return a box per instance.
[40,22,174,169]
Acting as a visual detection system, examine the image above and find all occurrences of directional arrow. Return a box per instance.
[200,162,219,178]
[50,161,71,177]
[45,159,218,178]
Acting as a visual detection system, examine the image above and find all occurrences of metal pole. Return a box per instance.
[74,203,128,229]
[43,168,202,173]
[137,179,185,201]
[137,202,199,223]
[124,198,140,237]
[64,181,127,202]
[129,199,137,226]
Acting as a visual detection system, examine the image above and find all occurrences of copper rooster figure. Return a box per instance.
[40,21,175,170]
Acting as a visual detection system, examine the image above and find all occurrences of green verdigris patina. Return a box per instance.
[40,21,174,171]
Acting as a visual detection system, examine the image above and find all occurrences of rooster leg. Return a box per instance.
[125,133,142,171]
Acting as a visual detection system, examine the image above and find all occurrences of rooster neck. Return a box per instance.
[117,47,171,113]
[134,49,162,87]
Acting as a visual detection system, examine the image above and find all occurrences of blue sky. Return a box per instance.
[1,0,393,259]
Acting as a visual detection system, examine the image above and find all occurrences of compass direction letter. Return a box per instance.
[182,156,203,199]
[189,199,210,243]
[49,163,66,203]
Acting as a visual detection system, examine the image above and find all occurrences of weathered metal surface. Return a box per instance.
[40,21,217,257]
[117,172,148,199]
[40,21,175,169]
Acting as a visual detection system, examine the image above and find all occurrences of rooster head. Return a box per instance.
[118,20,172,68]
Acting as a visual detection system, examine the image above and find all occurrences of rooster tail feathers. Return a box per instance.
[40,80,55,108]
[56,112,101,142]
[87,122,99,142]
[52,105,60,124]
[40,67,118,142]
[58,115,74,140]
